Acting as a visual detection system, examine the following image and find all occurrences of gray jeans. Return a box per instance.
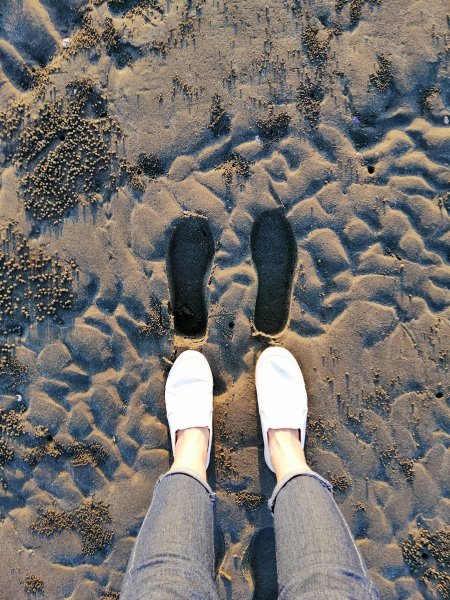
[121,469,380,599]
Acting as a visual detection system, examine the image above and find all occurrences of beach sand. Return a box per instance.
[0,0,449,598]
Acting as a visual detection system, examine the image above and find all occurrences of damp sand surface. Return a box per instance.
[0,1,449,598]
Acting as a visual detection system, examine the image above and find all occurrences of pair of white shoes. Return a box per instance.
[165,347,308,472]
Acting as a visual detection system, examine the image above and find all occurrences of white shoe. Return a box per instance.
[165,350,214,468]
[255,347,308,472]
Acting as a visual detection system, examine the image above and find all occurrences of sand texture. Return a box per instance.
[0,0,449,598]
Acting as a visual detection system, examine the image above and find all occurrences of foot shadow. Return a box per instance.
[167,216,215,338]
[249,527,278,600]
[251,209,297,335]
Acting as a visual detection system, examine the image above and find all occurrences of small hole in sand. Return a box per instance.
[421,552,429,560]
[435,391,443,399]
[228,321,234,329]
[46,434,53,441]
[60,135,66,141]
[367,165,375,174]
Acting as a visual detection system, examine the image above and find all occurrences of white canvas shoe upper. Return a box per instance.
[165,350,214,468]
[255,347,308,472]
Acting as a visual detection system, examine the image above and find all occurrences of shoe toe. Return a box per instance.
[256,347,305,397]
[167,350,213,393]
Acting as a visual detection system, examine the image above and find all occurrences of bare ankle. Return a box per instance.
[268,428,311,481]
[170,427,209,481]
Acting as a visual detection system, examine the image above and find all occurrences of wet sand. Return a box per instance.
[0,0,449,598]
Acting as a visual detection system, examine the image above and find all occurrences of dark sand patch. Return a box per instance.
[248,528,278,600]
[0,224,76,334]
[256,106,291,143]
[168,215,215,338]
[209,94,231,137]
[251,209,297,336]
[0,343,28,391]
[24,573,45,595]
[403,528,450,599]
[30,498,114,556]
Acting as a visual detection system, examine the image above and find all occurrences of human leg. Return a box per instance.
[256,348,380,600]
[121,466,219,600]
[121,351,219,600]
[268,429,380,600]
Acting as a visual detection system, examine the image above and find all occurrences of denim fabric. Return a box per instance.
[121,469,219,600]
[268,468,333,512]
[271,471,381,600]
[122,470,380,600]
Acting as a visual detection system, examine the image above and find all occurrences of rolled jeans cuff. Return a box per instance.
[157,468,217,503]
[268,469,333,512]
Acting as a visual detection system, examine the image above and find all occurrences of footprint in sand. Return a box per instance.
[251,208,298,336]
[167,215,215,338]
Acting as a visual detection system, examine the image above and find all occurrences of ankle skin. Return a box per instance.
[169,427,209,482]
[268,428,311,482]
